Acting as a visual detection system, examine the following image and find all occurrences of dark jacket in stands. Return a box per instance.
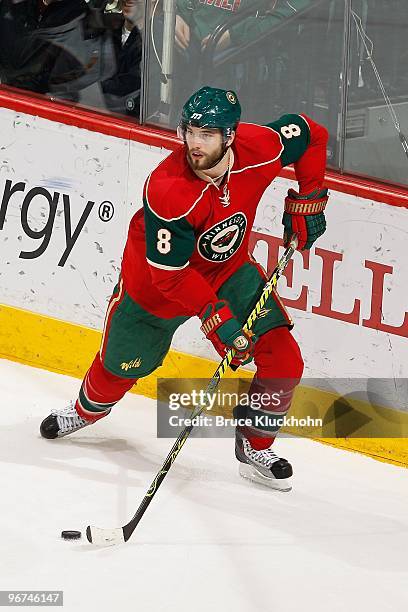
[0,0,90,94]
[101,22,142,98]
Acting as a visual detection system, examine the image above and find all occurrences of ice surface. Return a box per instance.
[0,358,407,612]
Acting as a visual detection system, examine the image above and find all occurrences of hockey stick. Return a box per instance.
[86,235,298,546]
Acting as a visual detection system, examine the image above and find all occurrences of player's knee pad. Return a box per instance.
[254,326,304,380]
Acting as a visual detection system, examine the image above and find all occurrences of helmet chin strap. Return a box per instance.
[209,143,230,169]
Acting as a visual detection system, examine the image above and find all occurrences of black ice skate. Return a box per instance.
[40,401,108,439]
[235,430,293,491]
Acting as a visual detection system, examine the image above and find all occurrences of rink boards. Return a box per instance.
[0,99,407,466]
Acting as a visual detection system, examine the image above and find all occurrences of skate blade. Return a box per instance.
[239,463,292,492]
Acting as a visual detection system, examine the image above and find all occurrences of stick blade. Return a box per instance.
[86,525,125,547]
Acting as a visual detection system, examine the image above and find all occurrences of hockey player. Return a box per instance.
[40,86,328,491]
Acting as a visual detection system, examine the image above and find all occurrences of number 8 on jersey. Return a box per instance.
[157,229,172,254]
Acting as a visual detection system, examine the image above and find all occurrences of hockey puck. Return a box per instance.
[61,530,82,540]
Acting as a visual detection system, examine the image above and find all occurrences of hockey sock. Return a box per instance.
[76,353,137,420]
[242,327,304,450]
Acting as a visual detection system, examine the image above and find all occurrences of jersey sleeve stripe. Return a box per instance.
[146,257,190,271]
[299,114,311,131]
[100,277,124,361]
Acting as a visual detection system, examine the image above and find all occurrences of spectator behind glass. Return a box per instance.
[101,0,143,117]
[173,1,278,112]
[0,0,91,98]
[175,1,299,54]
[0,0,119,110]
[175,1,316,53]
[172,1,315,117]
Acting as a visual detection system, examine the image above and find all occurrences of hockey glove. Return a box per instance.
[282,187,329,250]
[200,300,256,367]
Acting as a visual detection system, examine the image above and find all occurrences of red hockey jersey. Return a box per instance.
[121,114,328,319]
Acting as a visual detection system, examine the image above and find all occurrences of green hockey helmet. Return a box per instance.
[179,86,241,141]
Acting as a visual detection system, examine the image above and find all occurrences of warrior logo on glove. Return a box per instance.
[282,188,329,251]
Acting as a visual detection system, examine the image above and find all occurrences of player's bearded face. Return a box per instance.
[185,127,225,171]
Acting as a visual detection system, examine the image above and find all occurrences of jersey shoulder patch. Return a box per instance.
[266,114,311,167]
[145,147,210,222]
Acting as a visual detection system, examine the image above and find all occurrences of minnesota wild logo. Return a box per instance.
[198,213,247,262]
